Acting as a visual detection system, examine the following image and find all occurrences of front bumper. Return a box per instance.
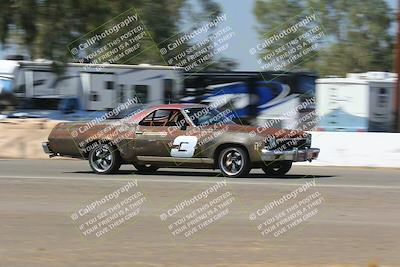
[261,147,320,162]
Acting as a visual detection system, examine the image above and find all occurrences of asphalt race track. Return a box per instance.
[0,159,399,267]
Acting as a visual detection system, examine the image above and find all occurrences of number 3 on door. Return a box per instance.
[170,136,198,158]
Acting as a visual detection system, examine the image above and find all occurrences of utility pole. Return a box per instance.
[395,0,400,132]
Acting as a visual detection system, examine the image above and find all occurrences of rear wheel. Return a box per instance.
[88,143,121,174]
[262,161,292,176]
[218,147,251,178]
[133,163,159,174]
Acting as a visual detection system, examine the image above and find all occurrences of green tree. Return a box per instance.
[0,0,236,70]
[253,0,394,76]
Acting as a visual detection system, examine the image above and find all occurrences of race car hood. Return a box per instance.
[202,124,308,139]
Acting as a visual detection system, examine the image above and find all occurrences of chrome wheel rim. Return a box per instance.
[91,145,113,172]
[221,148,244,176]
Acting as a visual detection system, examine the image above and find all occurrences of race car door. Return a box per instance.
[134,109,202,162]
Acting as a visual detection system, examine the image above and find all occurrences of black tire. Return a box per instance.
[218,147,251,178]
[133,163,159,174]
[262,161,292,176]
[88,143,121,174]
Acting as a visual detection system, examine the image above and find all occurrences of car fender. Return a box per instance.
[204,132,264,162]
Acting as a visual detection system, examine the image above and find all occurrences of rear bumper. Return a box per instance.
[261,147,320,162]
[42,142,55,157]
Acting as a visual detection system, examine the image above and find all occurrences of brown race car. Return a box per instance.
[42,104,320,178]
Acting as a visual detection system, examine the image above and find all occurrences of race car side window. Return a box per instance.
[138,109,189,127]
[138,111,155,126]
[165,110,189,127]
[152,109,171,126]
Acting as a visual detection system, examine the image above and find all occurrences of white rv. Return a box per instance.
[1,60,183,111]
[316,72,396,132]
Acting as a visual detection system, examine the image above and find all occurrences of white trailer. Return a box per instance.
[2,60,183,111]
[316,72,396,132]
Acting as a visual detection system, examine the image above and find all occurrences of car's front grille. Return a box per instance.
[266,138,309,151]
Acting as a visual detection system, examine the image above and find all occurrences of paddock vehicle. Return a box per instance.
[42,104,320,178]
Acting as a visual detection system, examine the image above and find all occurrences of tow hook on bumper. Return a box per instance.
[261,148,320,162]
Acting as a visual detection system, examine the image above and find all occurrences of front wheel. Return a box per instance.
[261,161,292,176]
[218,147,251,178]
[88,143,121,174]
[133,163,159,174]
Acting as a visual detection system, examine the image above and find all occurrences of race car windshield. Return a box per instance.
[107,106,145,120]
[184,107,236,126]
